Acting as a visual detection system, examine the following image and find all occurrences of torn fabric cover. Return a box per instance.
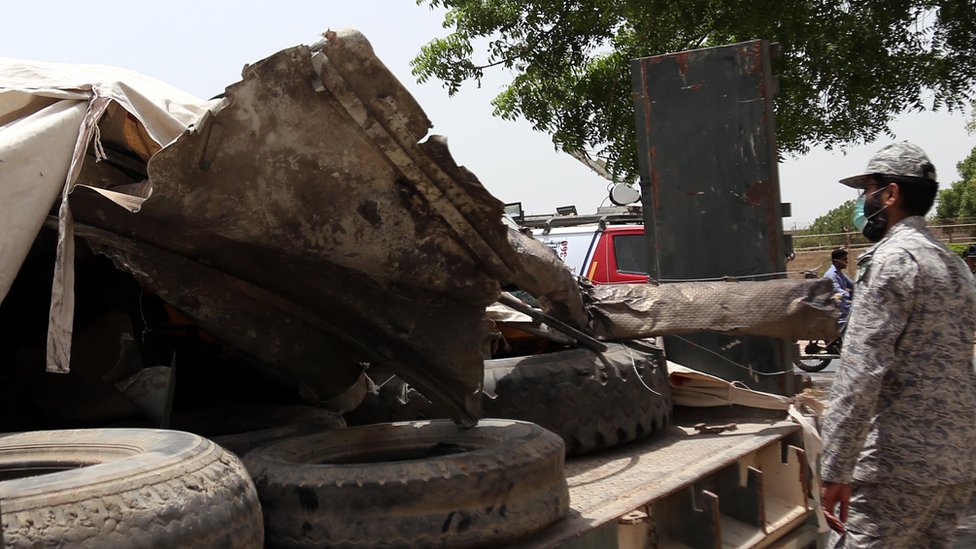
[0,58,218,373]
[585,278,840,341]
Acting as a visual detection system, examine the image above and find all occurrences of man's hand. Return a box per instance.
[821,481,851,533]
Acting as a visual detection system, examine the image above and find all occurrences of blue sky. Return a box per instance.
[3,1,972,226]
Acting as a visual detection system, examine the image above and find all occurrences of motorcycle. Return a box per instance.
[793,338,841,373]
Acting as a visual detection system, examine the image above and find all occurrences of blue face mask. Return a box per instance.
[852,186,889,241]
[852,194,869,232]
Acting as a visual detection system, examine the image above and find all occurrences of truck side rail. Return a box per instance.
[521,213,645,233]
[514,417,814,548]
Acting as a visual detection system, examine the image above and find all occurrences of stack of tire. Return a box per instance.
[347,339,673,456]
[0,341,669,548]
[235,337,677,547]
[0,421,571,548]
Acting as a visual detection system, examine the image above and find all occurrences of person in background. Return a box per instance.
[964,244,976,274]
[824,248,854,342]
[820,142,976,548]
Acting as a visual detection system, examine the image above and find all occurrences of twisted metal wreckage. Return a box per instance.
[0,30,838,426]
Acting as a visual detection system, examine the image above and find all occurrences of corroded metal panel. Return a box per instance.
[631,40,793,394]
[68,31,527,425]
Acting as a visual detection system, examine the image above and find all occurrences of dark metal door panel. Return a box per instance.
[631,40,794,394]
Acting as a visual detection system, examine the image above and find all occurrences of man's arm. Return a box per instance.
[841,270,855,294]
[820,252,917,483]
[827,268,851,300]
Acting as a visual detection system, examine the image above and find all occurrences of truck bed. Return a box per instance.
[517,416,815,548]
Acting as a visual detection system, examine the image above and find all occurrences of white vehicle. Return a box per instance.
[521,206,650,283]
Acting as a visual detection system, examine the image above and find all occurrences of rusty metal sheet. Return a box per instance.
[68,30,525,425]
[631,40,794,394]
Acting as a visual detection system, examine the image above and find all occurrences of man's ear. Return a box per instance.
[884,182,900,207]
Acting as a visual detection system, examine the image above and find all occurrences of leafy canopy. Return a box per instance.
[934,145,976,221]
[412,1,976,181]
[809,200,856,236]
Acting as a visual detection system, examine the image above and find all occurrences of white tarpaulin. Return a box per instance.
[0,57,219,373]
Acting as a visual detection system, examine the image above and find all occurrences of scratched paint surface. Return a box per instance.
[630,41,793,395]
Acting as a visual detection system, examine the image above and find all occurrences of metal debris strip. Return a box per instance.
[671,335,791,378]
[497,292,606,353]
[693,423,739,435]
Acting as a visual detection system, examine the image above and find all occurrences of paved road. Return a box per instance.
[803,359,837,388]
[796,364,975,548]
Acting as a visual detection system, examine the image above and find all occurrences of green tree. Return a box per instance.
[795,200,864,249]
[968,100,976,133]
[413,1,976,181]
[934,146,976,221]
[809,200,855,236]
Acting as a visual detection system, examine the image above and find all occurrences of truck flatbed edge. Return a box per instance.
[516,418,814,548]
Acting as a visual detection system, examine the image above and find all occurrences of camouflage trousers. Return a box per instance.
[828,482,974,549]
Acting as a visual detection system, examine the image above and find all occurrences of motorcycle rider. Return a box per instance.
[824,248,853,352]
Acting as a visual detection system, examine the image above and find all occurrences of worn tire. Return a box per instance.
[793,357,832,373]
[483,340,671,454]
[0,429,263,548]
[348,340,673,455]
[244,419,569,548]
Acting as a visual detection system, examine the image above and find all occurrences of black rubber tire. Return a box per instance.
[483,340,672,455]
[347,340,673,455]
[0,428,263,548]
[793,357,832,372]
[243,419,569,548]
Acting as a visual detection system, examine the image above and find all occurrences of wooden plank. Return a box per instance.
[513,419,801,547]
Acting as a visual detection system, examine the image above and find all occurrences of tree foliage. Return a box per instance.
[968,100,976,133]
[809,200,856,236]
[798,199,868,249]
[934,145,976,221]
[412,1,976,181]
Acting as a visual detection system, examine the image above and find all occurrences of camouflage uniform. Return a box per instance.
[821,215,976,547]
[827,483,973,548]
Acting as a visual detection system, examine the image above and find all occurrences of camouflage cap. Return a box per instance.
[839,141,938,188]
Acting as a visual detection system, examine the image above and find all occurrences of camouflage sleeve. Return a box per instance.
[820,251,918,483]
